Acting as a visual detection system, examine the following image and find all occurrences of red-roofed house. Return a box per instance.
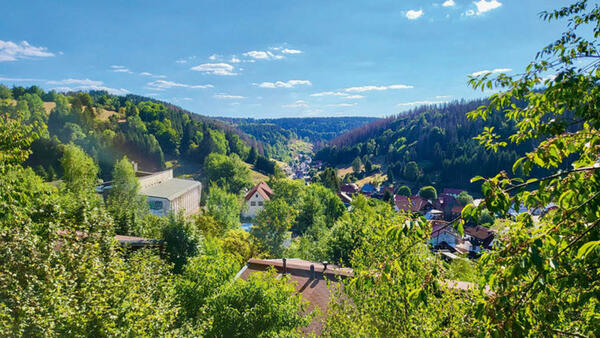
[394,195,433,214]
[242,182,274,218]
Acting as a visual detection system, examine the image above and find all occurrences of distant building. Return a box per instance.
[394,195,433,214]
[340,183,359,195]
[337,191,353,206]
[442,188,465,197]
[465,226,496,253]
[243,182,273,218]
[139,169,202,217]
[360,183,377,196]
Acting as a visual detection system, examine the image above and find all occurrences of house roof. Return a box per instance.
[395,195,432,213]
[244,181,273,202]
[361,184,376,193]
[465,226,495,241]
[443,188,465,195]
[140,178,201,201]
[236,258,353,336]
[340,183,359,193]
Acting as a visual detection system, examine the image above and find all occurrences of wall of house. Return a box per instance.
[171,185,201,217]
[243,193,266,218]
[139,169,173,190]
[430,231,458,248]
[147,196,170,217]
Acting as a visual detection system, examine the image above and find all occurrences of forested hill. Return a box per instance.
[217,117,377,160]
[315,98,537,189]
[0,85,262,180]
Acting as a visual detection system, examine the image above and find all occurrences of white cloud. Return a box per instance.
[435,95,452,99]
[325,103,357,107]
[0,40,54,62]
[256,80,312,88]
[147,80,214,89]
[406,9,424,20]
[140,72,167,78]
[310,91,348,97]
[442,0,455,7]
[283,100,309,108]
[110,65,133,74]
[397,100,448,107]
[474,0,502,14]
[244,51,270,60]
[140,72,152,76]
[176,59,188,64]
[344,95,365,99]
[281,48,302,54]
[190,63,237,76]
[0,76,43,82]
[243,50,286,61]
[470,68,512,77]
[231,56,241,63]
[52,85,129,95]
[466,0,502,16]
[345,84,413,92]
[208,54,220,61]
[47,78,103,86]
[214,93,246,99]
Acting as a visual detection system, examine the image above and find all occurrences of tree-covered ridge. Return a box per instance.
[218,117,377,160]
[0,86,259,180]
[315,99,538,189]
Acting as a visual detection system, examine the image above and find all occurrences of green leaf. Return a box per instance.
[576,241,600,259]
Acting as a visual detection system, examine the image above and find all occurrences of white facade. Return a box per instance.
[140,169,201,217]
[243,192,267,218]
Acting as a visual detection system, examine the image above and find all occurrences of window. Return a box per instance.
[149,200,163,210]
[251,202,256,206]
[258,201,263,206]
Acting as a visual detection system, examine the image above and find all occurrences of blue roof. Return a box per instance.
[361,184,376,192]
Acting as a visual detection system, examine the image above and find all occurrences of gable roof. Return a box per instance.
[465,226,495,241]
[244,181,273,202]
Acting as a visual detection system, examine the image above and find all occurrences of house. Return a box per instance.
[394,195,433,214]
[337,192,353,206]
[465,226,496,253]
[243,181,273,218]
[236,258,353,336]
[139,169,202,217]
[442,188,465,197]
[360,183,377,196]
[430,221,472,254]
[425,209,444,220]
[340,183,359,195]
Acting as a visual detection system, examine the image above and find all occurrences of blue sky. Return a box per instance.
[1,0,568,118]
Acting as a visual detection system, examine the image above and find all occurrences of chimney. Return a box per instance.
[310,264,315,279]
[282,258,287,274]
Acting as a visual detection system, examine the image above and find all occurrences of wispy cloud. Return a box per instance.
[465,0,502,16]
[344,84,413,92]
[243,50,284,60]
[256,80,312,88]
[435,95,452,99]
[283,100,309,108]
[442,0,456,7]
[47,78,103,86]
[0,40,54,62]
[176,56,196,64]
[140,72,167,78]
[214,93,246,99]
[325,103,357,107]
[310,91,365,99]
[0,76,44,82]
[52,85,129,95]
[147,80,214,89]
[406,9,424,20]
[397,100,448,107]
[470,68,511,77]
[281,48,302,55]
[190,63,237,76]
[110,65,133,74]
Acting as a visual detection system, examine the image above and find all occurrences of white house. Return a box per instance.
[139,169,201,217]
[242,182,273,218]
